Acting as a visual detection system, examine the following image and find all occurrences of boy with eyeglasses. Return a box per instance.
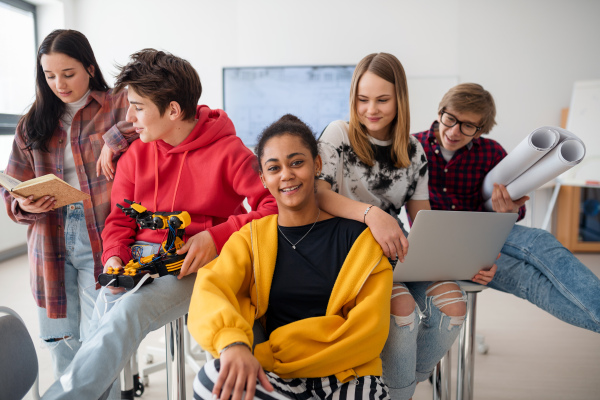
[413,82,600,333]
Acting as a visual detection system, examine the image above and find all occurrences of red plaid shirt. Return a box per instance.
[414,121,525,220]
[1,89,136,318]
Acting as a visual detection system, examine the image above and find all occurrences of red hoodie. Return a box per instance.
[101,105,277,265]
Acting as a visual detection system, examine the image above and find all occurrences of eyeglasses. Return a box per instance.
[439,111,481,137]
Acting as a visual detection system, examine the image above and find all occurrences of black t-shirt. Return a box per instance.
[265,217,367,336]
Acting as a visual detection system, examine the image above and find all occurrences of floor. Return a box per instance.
[1,252,599,400]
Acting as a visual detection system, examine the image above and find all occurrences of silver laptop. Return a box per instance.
[392,210,518,282]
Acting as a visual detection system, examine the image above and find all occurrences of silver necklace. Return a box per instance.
[278,209,321,250]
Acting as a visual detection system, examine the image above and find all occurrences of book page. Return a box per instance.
[0,171,23,191]
[14,173,63,189]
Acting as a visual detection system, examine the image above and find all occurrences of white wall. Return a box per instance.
[6,0,599,241]
[55,0,599,147]
[0,211,28,258]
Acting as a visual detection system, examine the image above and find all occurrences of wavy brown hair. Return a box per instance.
[114,49,201,121]
[349,53,410,168]
[438,83,496,134]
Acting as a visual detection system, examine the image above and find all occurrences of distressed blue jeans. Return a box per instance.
[381,281,466,400]
[37,203,98,379]
[490,224,600,333]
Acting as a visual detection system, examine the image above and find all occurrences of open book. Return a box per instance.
[482,126,586,210]
[0,172,91,209]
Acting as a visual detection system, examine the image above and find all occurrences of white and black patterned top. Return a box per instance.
[318,120,429,226]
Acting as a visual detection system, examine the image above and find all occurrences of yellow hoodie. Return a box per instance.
[188,214,392,383]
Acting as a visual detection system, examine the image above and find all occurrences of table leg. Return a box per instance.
[457,292,477,400]
[432,350,451,400]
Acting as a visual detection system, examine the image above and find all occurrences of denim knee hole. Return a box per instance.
[426,281,467,330]
[391,285,416,331]
[43,335,76,351]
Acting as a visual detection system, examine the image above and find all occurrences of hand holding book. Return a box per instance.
[14,194,57,213]
[0,172,91,210]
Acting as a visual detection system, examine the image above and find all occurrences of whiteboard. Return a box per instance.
[566,80,600,158]
[223,66,458,146]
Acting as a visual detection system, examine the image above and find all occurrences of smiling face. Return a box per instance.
[356,71,398,140]
[435,108,484,151]
[40,52,94,103]
[260,134,322,217]
[126,87,174,145]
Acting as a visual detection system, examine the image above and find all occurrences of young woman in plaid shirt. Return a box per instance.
[1,29,136,377]
[316,53,495,400]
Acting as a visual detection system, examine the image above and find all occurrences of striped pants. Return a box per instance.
[194,359,390,400]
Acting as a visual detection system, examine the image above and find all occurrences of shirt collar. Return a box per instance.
[88,90,106,106]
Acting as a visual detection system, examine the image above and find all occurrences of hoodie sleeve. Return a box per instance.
[188,225,256,358]
[206,143,277,253]
[101,149,138,265]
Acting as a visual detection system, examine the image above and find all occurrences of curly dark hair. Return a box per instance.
[254,114,318,172]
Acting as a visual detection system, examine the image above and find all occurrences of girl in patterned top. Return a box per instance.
[317,53,493,400]
[1,29,136,378]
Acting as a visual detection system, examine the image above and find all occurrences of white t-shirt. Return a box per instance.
[318,120,429,224]
[60,90,91,190]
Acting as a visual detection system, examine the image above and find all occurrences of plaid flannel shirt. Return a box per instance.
[1,89,136,318]
[414,121,525,221]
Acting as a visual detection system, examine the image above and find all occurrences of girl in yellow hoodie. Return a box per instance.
[188,114,393,400]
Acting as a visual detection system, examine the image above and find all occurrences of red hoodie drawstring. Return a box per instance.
[153,142,159,211]
[171,151,189,211]
[153,142,189,212]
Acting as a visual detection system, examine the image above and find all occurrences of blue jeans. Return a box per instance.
[489,224,600,333]
[40,247,197,400]
[381,281,465,400]
[38,203,98,379]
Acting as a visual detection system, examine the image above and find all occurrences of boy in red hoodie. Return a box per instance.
[42,49,277,400]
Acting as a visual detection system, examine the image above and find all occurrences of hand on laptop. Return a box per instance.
[471,254,499,285]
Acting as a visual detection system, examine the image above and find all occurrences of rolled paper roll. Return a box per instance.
[482,127,559,200]
[483,127,586,211]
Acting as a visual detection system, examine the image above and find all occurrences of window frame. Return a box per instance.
[0,0,37,135]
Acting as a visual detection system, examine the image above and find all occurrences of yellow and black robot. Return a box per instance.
[98,199,191,289]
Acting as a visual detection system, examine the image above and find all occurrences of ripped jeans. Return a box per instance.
[37,203,98,379]
[381,281,466,400]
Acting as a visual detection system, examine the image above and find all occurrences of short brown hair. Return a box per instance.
[114,49,201,121]
[349,53,411,168]
[438,83,496,134]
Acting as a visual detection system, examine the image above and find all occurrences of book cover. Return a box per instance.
[0,172,91,209]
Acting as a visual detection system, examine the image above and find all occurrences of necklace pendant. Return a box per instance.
[292,245,296,250]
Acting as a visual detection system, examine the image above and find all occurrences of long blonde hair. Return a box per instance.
[348,53,411,168]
